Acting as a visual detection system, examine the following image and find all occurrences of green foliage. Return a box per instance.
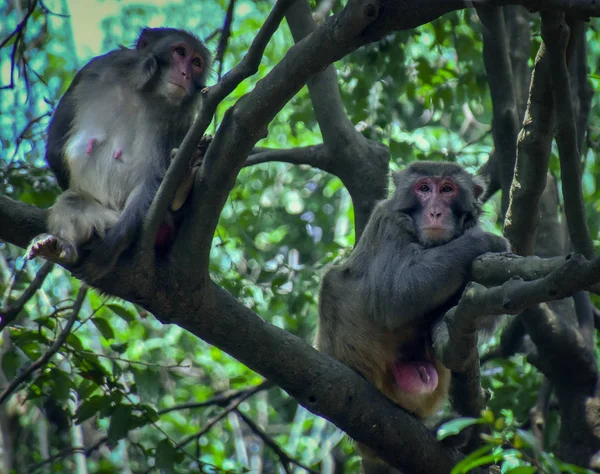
[437,411,595,474]
[2,1,600,473]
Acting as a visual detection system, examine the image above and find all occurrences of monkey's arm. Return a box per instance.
[355,204,508,329]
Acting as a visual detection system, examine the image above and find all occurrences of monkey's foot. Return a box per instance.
[26,234,77,263]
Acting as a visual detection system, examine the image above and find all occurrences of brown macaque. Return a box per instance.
[26,27,212,280]
[316,161,509,473]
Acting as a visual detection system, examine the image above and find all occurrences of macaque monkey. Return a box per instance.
[316,161,510,473]
[26,27,212,280]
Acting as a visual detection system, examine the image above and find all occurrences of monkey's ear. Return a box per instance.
[136,28,158,50]
[473,176,486,199]
[392,171,405,188]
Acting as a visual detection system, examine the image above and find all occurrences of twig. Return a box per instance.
[0,284,87,405]
[29,435,107,471]
[159,380,272,415]
[71,349,191,370]
[173,380,271,451]
[215,0,236,80]
[0,0,38,90]
[0,261,53,330]
[235,408,319,474]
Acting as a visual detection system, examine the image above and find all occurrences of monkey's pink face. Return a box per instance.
[166,42,206,100]
[413,177,459,244]
[392,359,439,394]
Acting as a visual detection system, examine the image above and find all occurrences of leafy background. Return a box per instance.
[1,1,599,472]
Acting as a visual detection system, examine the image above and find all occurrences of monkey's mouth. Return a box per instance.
[392,359,439,394]
[167,81,190,97]
[422,226,451,241]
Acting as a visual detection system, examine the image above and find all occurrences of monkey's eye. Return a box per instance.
[192,57,202,68]
[175,47,186,57]
[418,183,431,193]
[441,184,454,193]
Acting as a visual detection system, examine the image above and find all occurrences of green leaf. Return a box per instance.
[106,303,136,323]
[1,349,21,380]
[451,445,494,474]
[155,439,177,471]
[107,405,131,442]
[437,417,481,440]
[75,395,112,424]
[505,467,536,474]
[91,317,115,341]
[110,343,128,354]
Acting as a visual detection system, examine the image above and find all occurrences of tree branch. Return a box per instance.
[285,0,389,237]
[144,0,298,261]
[235,409,318,474]
[476,6,519,214]
[0,260,53,330]
[244,145,330,170]
[158,381,272,415]
[473,252,600,295]
[503,42,554,255]
[543,11,595,259]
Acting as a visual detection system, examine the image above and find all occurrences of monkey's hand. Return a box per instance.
[26,234,78,263]
[170,135,212,211]
[482,231,511,254]
[460,227,510,256]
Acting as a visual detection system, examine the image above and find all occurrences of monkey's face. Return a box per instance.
[166,42,206,100]
[412,176,463,246]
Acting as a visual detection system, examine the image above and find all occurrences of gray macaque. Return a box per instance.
[316,161,510,473]
[27,27,211,280]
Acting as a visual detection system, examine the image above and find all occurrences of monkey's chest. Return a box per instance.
[65,128,168,210]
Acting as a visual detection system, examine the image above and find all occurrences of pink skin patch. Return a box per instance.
[86,138,96,154]
[392,360,439,394]
[114,148,123,160]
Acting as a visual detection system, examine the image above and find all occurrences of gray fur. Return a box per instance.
[35,28,211,279]
[316,161,509,474]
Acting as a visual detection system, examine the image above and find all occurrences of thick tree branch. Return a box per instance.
[286,1,389,237]
[472,253,600,295]
[161,283,469,474]
[476,6,519,213]
[0,195,47,249]
[543,11,595,259]
[503,43,553,255]
[437,253,600,352]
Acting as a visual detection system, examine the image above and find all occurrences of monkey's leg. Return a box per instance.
[77,179,159,281]
[27,190,119,263]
